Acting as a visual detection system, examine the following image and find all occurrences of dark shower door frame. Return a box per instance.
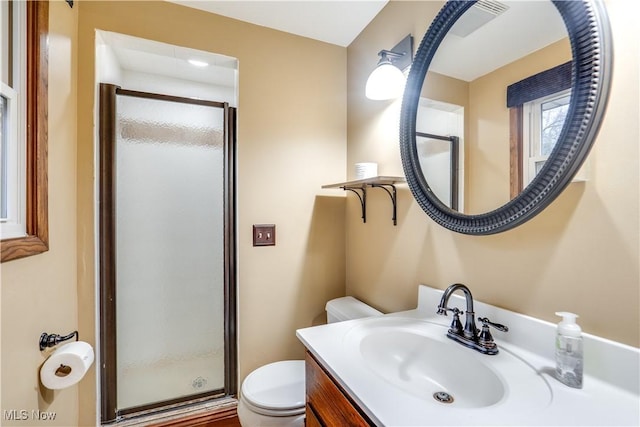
[98,83,237,423]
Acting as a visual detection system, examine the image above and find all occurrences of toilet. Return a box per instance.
[237,296,382,426]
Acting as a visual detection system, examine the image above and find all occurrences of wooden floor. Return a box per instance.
[148,406,241,427]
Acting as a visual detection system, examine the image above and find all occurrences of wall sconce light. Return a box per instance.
[365,34,413,100]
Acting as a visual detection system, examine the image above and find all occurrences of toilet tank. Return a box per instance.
[325,296,382,323]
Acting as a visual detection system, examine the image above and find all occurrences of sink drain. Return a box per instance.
[433,391,454,404]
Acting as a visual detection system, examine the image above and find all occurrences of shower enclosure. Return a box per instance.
[98,83,237,423]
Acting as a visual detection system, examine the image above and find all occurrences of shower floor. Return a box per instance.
[118,351,225,410]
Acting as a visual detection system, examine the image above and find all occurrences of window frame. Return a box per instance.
[1,82,25,238]
[522,89,572,187]
[508,61,572,199]
[1,0,49,263]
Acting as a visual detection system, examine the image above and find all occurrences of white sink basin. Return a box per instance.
[344,317,552,411]
[298,286,640,426]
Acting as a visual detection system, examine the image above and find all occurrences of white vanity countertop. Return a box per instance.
[296,285,640,426]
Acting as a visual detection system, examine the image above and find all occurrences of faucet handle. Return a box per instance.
[477,317,507,349]
[440,307,464,335]
[478,317,509,332]
[437,306,463,316]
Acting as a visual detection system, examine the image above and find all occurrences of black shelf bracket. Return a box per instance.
[343,186,367,223]
[341,184,398,226]
[371,183,398,225]
[322,176,404,226]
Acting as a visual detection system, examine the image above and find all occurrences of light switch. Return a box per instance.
[253,224,276,246]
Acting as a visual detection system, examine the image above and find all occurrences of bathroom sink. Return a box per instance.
[359,329,504,408]
[343,317,552,411]
[299,286,640,426]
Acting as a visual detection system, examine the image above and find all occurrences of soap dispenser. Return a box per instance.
[555,312,583,388]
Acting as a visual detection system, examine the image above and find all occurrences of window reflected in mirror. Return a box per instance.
[523,90,571,185]
[509,61,572,198]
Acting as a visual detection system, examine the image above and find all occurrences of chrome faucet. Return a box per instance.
[437,283,508,355]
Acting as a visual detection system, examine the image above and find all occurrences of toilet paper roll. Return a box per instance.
[40,341,94,390]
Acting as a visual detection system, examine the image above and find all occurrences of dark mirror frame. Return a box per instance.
[400,0,612,235]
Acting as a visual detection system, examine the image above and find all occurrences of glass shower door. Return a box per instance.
[99,84,237,421]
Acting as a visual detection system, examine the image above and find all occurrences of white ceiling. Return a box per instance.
[168,0,568,82]
[168,0,389,47]
[430,1,567,81]
[103,1,569,89]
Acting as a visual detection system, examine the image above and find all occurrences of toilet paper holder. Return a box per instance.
[39,331,79,351]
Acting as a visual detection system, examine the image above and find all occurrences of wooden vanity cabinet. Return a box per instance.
[305,351,375,426]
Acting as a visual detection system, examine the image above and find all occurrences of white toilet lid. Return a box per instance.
[242,360,305,412]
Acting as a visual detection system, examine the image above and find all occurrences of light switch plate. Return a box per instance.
[253,224,276,246]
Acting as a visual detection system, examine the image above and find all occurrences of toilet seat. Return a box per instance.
[241,360,305,417]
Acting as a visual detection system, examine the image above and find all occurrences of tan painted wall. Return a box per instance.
[422,71,469,109]
[75,1,346,424]
[346,0,639,348]
[4,1,346,425]
[0,2,79,426]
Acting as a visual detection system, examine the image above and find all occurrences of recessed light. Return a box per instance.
[188,59,209,68]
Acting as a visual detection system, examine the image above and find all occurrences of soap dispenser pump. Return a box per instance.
[555,312,583,388]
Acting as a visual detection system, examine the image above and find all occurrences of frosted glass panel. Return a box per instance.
[417,135,453,207]
[115,95,225,409]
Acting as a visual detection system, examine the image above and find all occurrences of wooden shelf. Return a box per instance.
[322,176,405,225]
[321,176,405,189]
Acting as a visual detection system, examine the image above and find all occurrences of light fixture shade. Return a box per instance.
[365,62,406,100]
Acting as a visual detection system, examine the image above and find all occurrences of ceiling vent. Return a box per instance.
[449,0,509,38]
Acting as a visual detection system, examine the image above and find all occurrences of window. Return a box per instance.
[1,0,26,240]
[508,61,571,198]
[522,90,571,185]
[1,92,9,218]
[0,0,49,262]
[1,82,25,239]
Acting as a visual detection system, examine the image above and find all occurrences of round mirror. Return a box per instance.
[400,0,612,234]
